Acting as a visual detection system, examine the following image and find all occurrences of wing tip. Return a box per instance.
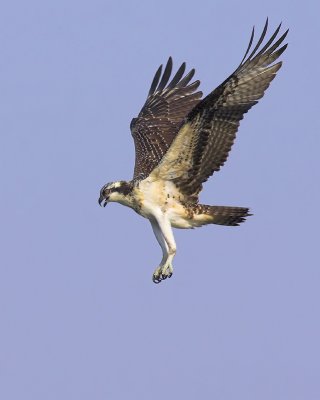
[240,19,288,65]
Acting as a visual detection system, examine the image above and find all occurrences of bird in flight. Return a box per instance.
[99,19,288,283]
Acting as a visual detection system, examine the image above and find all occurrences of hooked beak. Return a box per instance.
[98,195,109,207]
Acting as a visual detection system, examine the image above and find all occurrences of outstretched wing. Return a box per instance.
[131,57,202,180]
[150,19,288,198]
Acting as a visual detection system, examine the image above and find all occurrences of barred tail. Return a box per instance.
[193,204,252,227]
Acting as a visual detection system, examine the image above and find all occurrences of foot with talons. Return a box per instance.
[152,264,173,284]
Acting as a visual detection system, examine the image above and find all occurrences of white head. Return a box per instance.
[98,181,133,207]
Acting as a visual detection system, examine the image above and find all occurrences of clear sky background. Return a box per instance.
[1,1,319,399]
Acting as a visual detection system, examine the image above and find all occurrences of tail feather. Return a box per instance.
[193,204,252,226]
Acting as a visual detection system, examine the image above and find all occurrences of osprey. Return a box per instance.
[99,20,288,283]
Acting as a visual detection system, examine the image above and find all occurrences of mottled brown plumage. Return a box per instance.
[99,20,288,283]
[131,57,202,180]
[185,205,251,226]
[152,18,288,199]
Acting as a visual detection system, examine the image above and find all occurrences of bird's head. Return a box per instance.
[98,180,133,207]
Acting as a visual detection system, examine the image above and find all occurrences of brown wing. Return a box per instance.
[150,19,288,198]
[131,57,202,180]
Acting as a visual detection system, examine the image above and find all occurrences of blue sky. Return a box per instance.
[1,1,319,399]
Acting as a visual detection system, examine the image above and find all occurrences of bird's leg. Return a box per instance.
[150,216,176,283]
[151,220,168,265]
[151,221,168,283]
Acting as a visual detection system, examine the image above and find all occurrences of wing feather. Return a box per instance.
[148,65,162,96]
[168,62,186,88]
[157,57,173,92]
[131,57,202,180]
[150,20,288,198]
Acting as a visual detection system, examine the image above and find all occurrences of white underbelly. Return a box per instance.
[135,178,193,228]
[169,215,194,229]
[166,206,193,229]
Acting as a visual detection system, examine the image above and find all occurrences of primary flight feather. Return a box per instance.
[99,19,288,283]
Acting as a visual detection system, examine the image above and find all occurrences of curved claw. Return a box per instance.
[152,265,173,284]
[152,272,163,284]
